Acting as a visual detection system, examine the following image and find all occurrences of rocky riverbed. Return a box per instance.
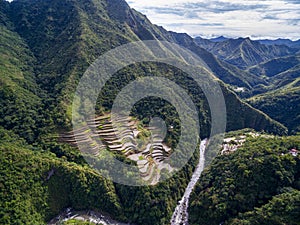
[170,139,207,225]
[48,209,132,225]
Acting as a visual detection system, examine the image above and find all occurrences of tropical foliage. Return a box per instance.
[189,136,300,225]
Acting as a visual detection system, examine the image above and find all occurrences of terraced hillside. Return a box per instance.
[61,114,174,185]
[1,0,286,136]
[0,0,297,224]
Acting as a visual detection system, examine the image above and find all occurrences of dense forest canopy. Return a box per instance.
[0,0,299,224]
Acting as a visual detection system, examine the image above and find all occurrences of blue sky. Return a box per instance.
[126,0,300,40]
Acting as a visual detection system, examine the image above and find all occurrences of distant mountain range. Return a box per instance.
[258,38,300,48]
[195,35,300,133]
[202,35,300,48]
[0,0,299,224]
[195,36,299,70]
[209,36,229,42]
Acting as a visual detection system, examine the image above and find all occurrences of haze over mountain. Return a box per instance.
[258,38,300,48]
[195,36,298,70]
[194,35,300,133]
[0,0,299,225]
[1,0,284,135]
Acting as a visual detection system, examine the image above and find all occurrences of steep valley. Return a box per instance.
[0,0,300,224]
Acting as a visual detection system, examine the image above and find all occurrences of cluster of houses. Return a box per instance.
[221,132,299,158]
[221,136,247,155]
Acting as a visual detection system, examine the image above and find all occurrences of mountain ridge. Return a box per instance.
[2,0,286,134]
[194,36,297,70]
[0,0,298,224]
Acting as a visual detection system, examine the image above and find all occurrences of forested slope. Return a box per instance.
[0,0,295,224]
[189,135,300,225]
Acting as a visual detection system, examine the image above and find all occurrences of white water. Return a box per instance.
[49,139,207,225]
[170,139,207,225]
[48,209,131,225]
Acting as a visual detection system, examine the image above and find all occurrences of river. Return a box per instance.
[170,139,207,225]
[48,209,131,225]
[49,139,207,225]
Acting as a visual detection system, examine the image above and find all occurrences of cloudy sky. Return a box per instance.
[126,0,300,40]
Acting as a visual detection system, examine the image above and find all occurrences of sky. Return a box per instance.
[126,0,300,40]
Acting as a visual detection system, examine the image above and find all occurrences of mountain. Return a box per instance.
[0,0,296,224]
[248,82,300,134]
[209,35,229,42]
[0,1,193,223]
[4,0,284,134]
[259,38,300,49]
[272,64,300,89]
[172,33,268,90]
[195,37,297,70]
[247,54,300,79]
[244,53,300,94]
[0,1,49,143]
[245,53,300,134]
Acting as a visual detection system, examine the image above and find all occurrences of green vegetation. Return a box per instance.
[5,0,284,136]
[0,127,122,224]
[189,135,300,225]
[0,0,299,224]
[248,85,300,134]
[0,23,45,143]
[196,37,300,134]
[248,55,300,78]
[228,189,300,225]
[0,125,200,225]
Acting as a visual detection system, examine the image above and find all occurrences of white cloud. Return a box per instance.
[126,0,300,40]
